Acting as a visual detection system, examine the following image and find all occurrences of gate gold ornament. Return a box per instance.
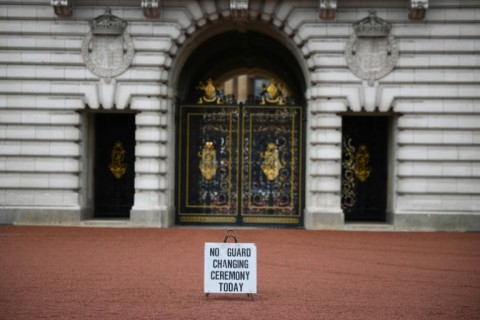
[261,143,282,181]
[197,79,223,104]
[260,80,285,105]
[108,140,127,179]
[198,141,218,180]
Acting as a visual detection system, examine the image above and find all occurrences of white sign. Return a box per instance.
[204,242,257,294]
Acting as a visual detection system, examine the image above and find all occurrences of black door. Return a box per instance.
[341,116,388,222]
[176,105,303,226]
[94,113,135,218]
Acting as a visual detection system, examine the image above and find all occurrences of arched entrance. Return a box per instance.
[174,29,307,227]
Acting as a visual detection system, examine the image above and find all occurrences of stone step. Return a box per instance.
[81,219,132,228]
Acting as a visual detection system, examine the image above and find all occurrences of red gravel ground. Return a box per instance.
[0,226,479,320]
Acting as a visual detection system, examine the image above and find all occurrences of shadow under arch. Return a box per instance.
[173,27,307,104]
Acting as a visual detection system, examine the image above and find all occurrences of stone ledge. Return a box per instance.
[394,213,480,232]
[0,208,81,226]
[303,210,480,232]
[81,219,132,228]
[130,209,170,227]
[304,210,344,230]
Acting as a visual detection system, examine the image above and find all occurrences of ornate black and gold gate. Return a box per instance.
[341,116,388,222]
[176,99,303,226]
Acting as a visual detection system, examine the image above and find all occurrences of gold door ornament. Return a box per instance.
[108,140,127,179]
[198,141,218,180]
[354,144,371,182]
[261,143,282,181]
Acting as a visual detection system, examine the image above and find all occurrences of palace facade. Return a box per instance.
[1,0,479,231]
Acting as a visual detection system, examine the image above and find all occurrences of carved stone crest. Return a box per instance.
[345,10,399,86]
[82,8,134,80]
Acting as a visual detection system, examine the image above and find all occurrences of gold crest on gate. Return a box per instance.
[198,141,218,180]
[197,79,223,104]
[261,143,282,181]
[260,80,286,105]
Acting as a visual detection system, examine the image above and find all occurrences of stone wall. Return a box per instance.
[300,2,480,230]
[0,0,479,230]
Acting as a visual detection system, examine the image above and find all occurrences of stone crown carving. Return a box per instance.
[353,10,392,37]
[81,8,134,80]
[91,8,127,35]
[345,11,399,86]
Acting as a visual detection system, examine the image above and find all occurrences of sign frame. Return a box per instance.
[204,230,257,300]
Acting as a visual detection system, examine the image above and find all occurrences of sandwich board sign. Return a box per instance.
[204,233,256,299]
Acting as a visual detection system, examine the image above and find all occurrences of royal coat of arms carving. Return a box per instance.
[82,8,134,80]
[345,10,399,86]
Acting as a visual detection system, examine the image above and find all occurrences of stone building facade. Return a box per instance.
[0,0,479,231]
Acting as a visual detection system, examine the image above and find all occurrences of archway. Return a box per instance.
[175,30,306,104]
[173,27,307,227]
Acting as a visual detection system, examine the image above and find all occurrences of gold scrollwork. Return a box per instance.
[198,141,218,180]
[354,144,371,182]
[341,137,356,210]
[260,142,282,181]
[108,140,127,179]
[197,79,223,104]
[243,217,299,224]
[179,216,236,223]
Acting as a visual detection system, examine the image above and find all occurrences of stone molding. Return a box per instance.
[409,0,428,20]
[230,0,249,21]
[142,0,161,19]
[51,0,72,18]
[319,0,336,20]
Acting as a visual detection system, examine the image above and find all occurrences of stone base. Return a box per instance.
[393,213,480,232]
[0,207,172,228]
[304,210,344,230]
[0,208,81,226]
[2,207,479,232]
[130,209,171,228]
[303,209,480,232]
